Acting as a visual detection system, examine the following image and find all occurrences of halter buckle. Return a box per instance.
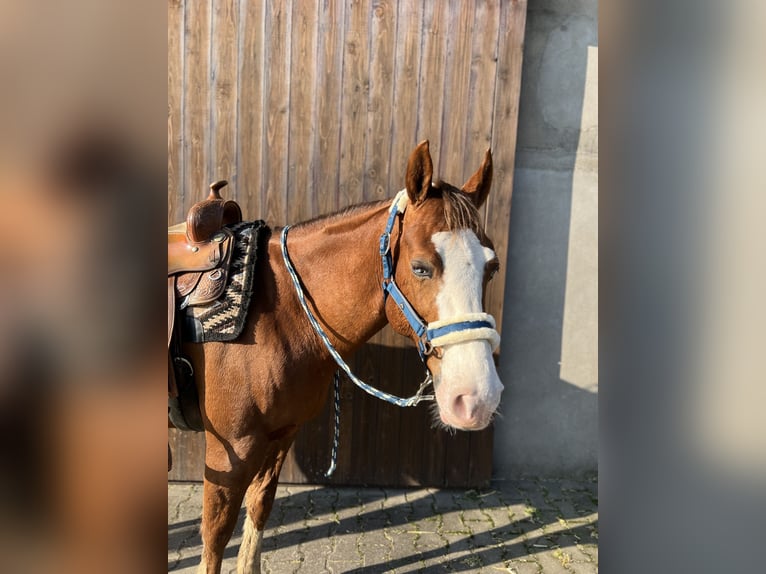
[379,232,391,256]
[419,336,435,357]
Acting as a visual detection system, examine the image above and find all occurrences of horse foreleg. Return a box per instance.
[236,428,298,574]
[197,432,260,574]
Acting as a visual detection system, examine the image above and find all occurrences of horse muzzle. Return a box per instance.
[432,339,503,430]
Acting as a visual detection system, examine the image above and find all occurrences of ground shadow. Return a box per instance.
[168,479,597,571]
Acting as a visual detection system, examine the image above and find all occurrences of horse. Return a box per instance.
[178,140,504,573]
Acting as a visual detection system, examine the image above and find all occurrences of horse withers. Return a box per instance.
[179,141,503,573]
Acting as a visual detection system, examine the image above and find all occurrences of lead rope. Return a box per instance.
[280,225,434,477]
[325,371,341,477]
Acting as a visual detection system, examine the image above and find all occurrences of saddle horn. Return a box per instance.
[186,179,242,243]
[208,179,228,200]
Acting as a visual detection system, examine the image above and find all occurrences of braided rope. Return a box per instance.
[281,225,434,478]
[280,225,435,408]
[324,371,341,477]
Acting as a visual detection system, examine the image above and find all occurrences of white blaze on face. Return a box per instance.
[432,229,503,429]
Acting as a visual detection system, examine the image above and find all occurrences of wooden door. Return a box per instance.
[168,0,527,487]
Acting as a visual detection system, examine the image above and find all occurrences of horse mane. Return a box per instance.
[291,199,390,231]
[292,183,485,238]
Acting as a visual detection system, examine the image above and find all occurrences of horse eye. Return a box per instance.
[410,261,433,279]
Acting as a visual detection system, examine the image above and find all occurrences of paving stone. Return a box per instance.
[580,542,597,564]
[566,560,598,574]
[477,544,509,570]
[546,537,593,565]
[506,559,543,574]
[168,479,598,573]
[535,549,573,574]
[262,558,303,574]
[327,559,364,573]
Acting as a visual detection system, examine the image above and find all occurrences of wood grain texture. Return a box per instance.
[286,0,318,223]
[485,0,527,339]
[168,0,527,488]
[238,0,266,219]
[167,429,204,481]
[262,0,291,225]
[211,0,239,195]
[183,0,212,210]
[437,1,474,175]
[168,0,184,223]
[313,0,345,216]
[299,0,375,485]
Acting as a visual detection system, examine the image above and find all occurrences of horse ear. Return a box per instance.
[461,148,493,208]
[405,140,433,205]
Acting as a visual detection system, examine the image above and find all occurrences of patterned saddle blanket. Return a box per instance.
[181,219,268,343]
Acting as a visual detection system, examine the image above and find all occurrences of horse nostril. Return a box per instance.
[452,394,479,422]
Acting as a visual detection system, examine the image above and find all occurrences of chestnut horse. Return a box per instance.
[185,141,503,573]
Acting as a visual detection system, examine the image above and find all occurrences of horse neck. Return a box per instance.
[273,201,391,357]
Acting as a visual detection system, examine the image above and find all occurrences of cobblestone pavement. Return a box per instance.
[168,477,598,573]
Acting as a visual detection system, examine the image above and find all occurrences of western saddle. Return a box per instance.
[168,180,242,396]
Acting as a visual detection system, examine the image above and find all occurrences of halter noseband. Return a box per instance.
[379,190,501,361]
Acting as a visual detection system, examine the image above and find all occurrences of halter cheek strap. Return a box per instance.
[380,190,501,360]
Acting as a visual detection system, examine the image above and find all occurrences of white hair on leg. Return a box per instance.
[236,514,263,574]
[196,545,207,574]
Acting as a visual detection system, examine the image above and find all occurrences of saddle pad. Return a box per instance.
[183,220,268,343]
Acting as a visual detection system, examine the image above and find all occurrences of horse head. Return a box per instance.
[385,141,503,431]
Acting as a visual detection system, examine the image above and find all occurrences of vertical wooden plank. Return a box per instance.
[167,429,205,481]
[362,0,402,487]
[363,0,396,203]
[312,0,345,217]
[386,0,426,487]
[280,0,321,483]
[388,0,423,167]
[282,0,350,486]
[337,0,371,209]
[300,0,346,482]
[486,0,527,338]
[414,0,452,487]
[168,0,184,224]
[437,1,474,175]
[462,0,500,186]
[415,0,448,145]
[449,0,501,489]
[468,0,528,488]
[261,0,292,226]
[210,0,239,195]
[347,0,398,486]
[238,0,266,219]
[184,0,213,209]
[287,1,319,223]
[339,0,373,485]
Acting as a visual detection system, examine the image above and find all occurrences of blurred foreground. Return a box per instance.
[0,1,165,572]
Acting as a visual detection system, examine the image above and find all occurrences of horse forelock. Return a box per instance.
[430,181,486,239]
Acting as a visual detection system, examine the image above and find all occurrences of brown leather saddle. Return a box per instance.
[168,180,242,346]
[168,180,242,402]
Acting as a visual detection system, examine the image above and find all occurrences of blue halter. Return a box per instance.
[379,190,500,361]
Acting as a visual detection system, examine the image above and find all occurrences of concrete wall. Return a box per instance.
[493,0,598,478]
